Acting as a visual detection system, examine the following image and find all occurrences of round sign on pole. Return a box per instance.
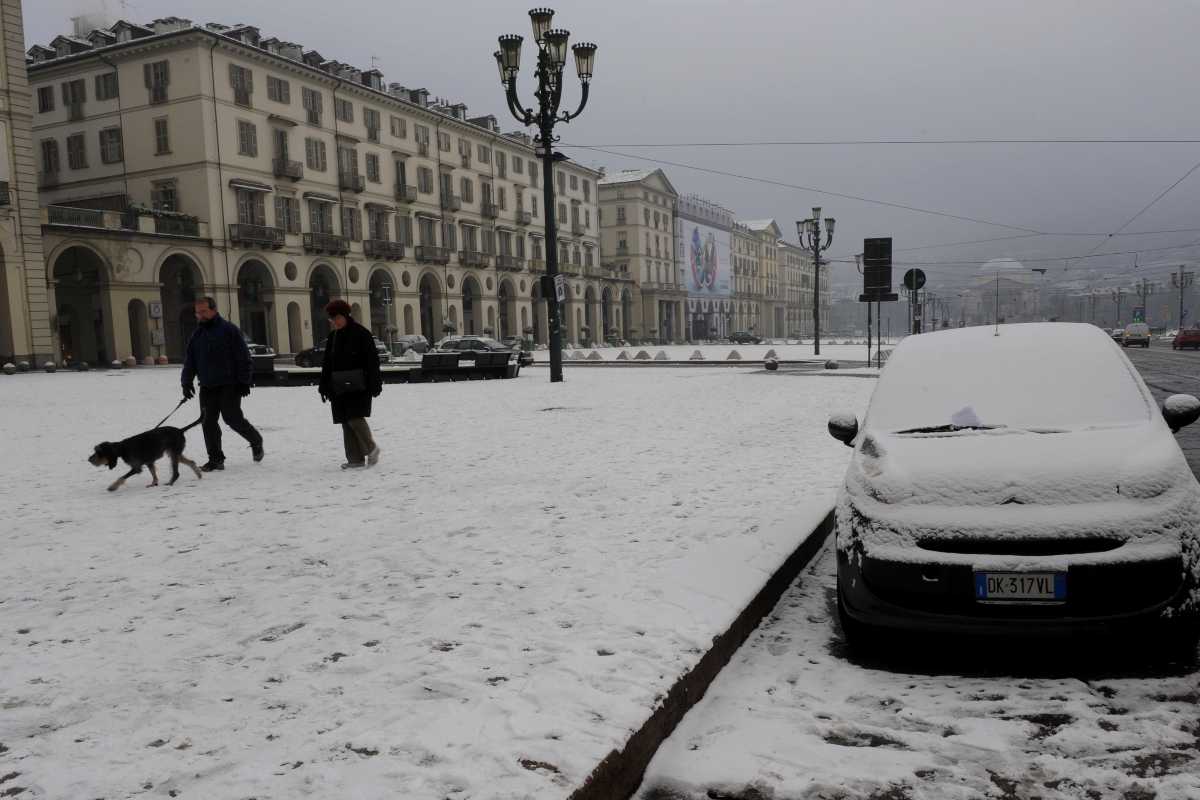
[903,268,926,291]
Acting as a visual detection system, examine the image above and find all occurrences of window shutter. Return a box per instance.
[161,62,170,85]
[229,63,238,87]
[61,82,70,104]
[245,70,253,93]
[144,63,152,88]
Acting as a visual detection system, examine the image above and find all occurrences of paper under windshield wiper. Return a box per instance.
[894,424,1005,434]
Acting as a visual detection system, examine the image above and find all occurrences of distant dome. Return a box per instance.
[980,257,1027,274]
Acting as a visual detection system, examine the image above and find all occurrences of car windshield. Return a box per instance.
[866,324,1152,432]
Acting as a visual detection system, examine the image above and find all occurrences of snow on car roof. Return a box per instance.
[866,322,1153,431]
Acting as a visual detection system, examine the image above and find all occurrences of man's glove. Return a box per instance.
[239,384,251,398]
[182,384,194,401]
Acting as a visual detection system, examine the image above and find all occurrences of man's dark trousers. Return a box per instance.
[199,384,262,463]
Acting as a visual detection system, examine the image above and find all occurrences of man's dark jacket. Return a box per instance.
[319,319,382,424]
[181,314,253,389]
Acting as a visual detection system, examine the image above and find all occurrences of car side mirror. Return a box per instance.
[1163,394,1200,433]
[828,413,859,447]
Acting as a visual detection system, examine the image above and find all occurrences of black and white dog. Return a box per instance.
[88,415,204,491]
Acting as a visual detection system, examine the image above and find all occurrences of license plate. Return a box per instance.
[974,572,1066,601]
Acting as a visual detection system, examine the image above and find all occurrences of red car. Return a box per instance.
[1173,329,1200,350]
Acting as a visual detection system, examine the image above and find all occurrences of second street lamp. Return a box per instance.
[496,8,596,383]
[798,209,835,355]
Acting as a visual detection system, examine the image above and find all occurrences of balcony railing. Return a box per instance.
[615,244,629,256]
[234,88,251,107]
[481,202,499,219]
[440,193,461,212]
[395,185,418,203]
[458,250,489,268]
[415,245,450,264]
[417,141,430,156]
[303,232,350,254]
[154,216,200,236]
[516,210,533,226]
[339,172,366,193]
[528,258,546,273]
[496,255,524,272]
[273,158,303,180]
[364,239,405,260]
[559,262,581,277]
[571,221,586,236]
[229,223,285,249]
[0,181,9,206]
[68,103,84,121]
[48,205,105,227]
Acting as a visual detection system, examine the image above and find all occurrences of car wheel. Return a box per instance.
[836,589,886,656]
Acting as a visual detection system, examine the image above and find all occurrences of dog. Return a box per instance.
[89,415,204,491]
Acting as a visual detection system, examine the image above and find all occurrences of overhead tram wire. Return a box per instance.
[563,138,1200,147]
[1080,156,1200,259]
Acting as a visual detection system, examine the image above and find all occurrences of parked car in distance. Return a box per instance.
[729,331,762,345]
[1110,328,1125,342]
[389,334,430,356]
[827,322,1200,661]
[1122,322,1151,348]
[244,340,275,357]
[294,337,390,368]
[436,335,532,367]
[1174,328,1200,350]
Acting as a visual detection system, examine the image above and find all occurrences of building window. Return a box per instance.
[309,200,334,234]
[458,138,471,167]
[61,79,86,119]
[274,195,301,233]
[235,188,266,226]
[389,115,406,138]
[237,120,258,156]
[442,221,457,250]
[40,139,59,174]
[229,64,253,106]
[498,186,507,211]
[302,87,323,125]
[364,108,381,143]
[414,124,430,151]
[341,206,362,241]
[267,75,290,104]
[477,144,490,163]
[417,166,434,194]
[513,156,523,174]
[394,159,408,187]
[557,171,565,193]
[569,174,578,190]
[368,208,390,241]
[582,180,590,200]
[99,128,123,164]
[531,237,543,259]
[305,137,327,171]
[530,162,538,187]
[37,86,54,113]
[335,97,354,123]
[337,146,358,179]
[437,131,451,152]
[95,73,119,101]
[145,60,169,103]
[151,180,178,212]
[531,196,538,217]
[496,151,507,178]
[558,202,566,223]
[460,177,474,204]
[584,246,594,267]
[66,133,87,170]
[153,118,170,155]
[366,153,381,183]
[395,214,413,245]
[418,216,436,246]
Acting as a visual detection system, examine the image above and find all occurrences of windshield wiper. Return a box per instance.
[894,424,1004,434]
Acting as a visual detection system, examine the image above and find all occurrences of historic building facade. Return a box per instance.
[598,168,681,343]
[675,194,733,340]
[0,0,52,364]
[27,17,611,363]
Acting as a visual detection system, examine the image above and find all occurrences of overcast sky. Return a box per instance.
[23,0,1200,293]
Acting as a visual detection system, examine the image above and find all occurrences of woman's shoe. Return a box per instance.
[341,461,366,470]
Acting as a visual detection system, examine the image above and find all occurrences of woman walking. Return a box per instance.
[318,300,383,469]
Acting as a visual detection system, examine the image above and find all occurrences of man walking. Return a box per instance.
[181,296,264,471]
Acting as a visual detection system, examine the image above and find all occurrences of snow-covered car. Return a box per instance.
[828,323,1200,660]
[1122,322,1151,348]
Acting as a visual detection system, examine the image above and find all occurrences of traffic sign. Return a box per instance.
[554,273,567,303]
[903,268,926,291]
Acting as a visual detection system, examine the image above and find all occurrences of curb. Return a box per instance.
[568,509,836,800]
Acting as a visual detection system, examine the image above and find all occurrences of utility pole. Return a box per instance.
[1135,278,1155,325]
[1110,287,1124,328]
[1172,266,1195,331]
[1089,290,1098,324]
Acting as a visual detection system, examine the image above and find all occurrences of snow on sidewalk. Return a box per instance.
[0,367,872,798]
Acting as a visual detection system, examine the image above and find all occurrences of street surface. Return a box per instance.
[638,342,1200,800]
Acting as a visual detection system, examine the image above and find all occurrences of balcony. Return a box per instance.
[481,202,499,219]
[615,244,629,256]
[460,154,471,168]
[395,185,418,203]
[303,232,350,255]
[516,210,533,226]
[0,181,8,206]
[273,158,303,180]
[230,223,285,249]
[154,216,200,236]
[559,262,581,277]
[339,172,366,193]
[458,250,489,268]
[48,205,106,227]
[571,221,586,236]
[528,258,546,273]
[415,245,450,264]
[364,239,405,260]
[234,88,251,107]
[441,193,461,212]
[496,255,524,272]
[417,141,430,156]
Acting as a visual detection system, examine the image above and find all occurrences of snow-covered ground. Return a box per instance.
[0,366,872,798]
[639,545,1200,800]
[534,343,883,364]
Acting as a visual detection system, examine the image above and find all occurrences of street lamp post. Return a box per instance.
[798,209,835,355]
[496,9,596,383]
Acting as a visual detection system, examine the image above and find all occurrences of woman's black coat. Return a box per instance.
[318,318,382,424]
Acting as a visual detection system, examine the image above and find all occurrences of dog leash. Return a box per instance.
[154,397,188,429]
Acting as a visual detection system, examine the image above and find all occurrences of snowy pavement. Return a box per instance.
[0,366,873,798]
[638,544,1200,800]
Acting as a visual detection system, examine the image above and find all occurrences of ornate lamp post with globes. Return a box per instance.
[496,9,597,383]
[798,208,835,355]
